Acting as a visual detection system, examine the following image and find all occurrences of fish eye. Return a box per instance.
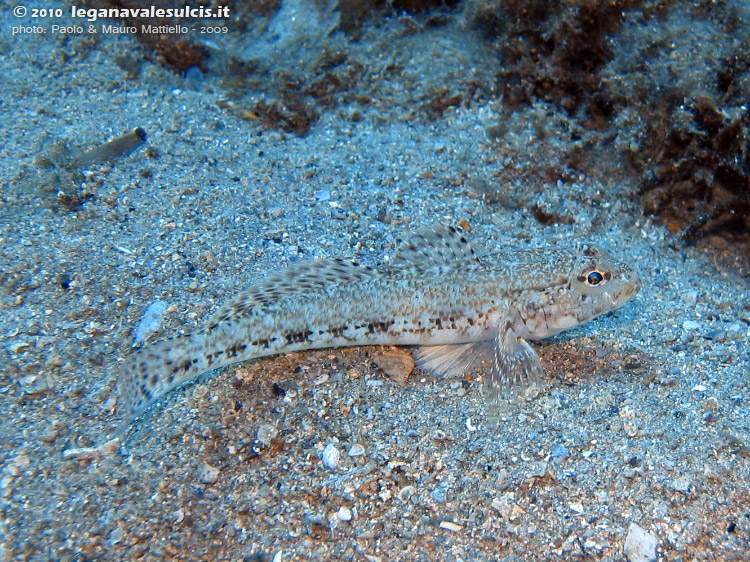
[586,270,605,286]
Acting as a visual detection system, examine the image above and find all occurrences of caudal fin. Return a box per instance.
[118,332,209,422]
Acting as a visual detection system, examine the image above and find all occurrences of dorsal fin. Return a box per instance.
[390,224,481,272]
[207,258,380,327]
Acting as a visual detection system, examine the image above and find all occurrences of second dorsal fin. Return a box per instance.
[390,224,481,272]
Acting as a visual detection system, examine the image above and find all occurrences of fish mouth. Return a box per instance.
[625,271,642,299]
[600,270,641,313]
[616,266,642,303]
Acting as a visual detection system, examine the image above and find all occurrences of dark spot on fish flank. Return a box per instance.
[285,330,313,344]
[330,325,348,338]
[213,350,223,358]
[367,320,393,334]
[251,338,272,349]
[205,354,213,366]
[433,318,443,329]
[139,383,152,400]
[167,374,175,384]
[226,342,247,357]
[467,318,475,326]
[150,374,158,387]
[173,358,194,374]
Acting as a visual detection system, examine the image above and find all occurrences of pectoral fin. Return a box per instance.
[490,331,544,392]
[414,322,546,420]
[413,327,544,391]
[484,324,544,417]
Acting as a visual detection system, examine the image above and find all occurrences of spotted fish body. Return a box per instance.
[120,224,641,422]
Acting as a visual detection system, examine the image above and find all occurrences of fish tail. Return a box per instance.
[118,331,212,421]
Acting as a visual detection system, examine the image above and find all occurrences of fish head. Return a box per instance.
[571,243,641,309]
[520,245,641,339]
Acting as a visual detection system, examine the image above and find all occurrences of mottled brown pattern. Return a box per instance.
[119,224,640,424]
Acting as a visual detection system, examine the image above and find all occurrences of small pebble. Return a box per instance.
[337,507,352,521]
[701,397,718,410]
[670,476,691,493]
[569,501,584,514]
[198,462,220,484]
[624,522,657,562]
[623,421,639,437]
[491,494,513,519]
[551,444,569,465]
[680,290,698,306]
[256,424,278,446]
[7,454,30,475]
[6,341,31,354]
[322,443,340,469]
[327,510,339,529]
[348,443,365,457]
[107,527,123,547]
[431,486,448,503]
[439,521,463,532]
[373,349,414,386]
[399,485,415,501]
[682,320,701,331]
[18,375,49,395]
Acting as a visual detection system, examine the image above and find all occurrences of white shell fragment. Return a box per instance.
[256,424,278,446]
[348,443,365,457]
[373,349,414,386]
[133,300,168,344]
[198,462,220,484]
[322,443,340,469]
[624,522,658,562]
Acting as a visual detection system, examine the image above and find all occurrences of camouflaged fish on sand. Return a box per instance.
[119,224,641,423]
